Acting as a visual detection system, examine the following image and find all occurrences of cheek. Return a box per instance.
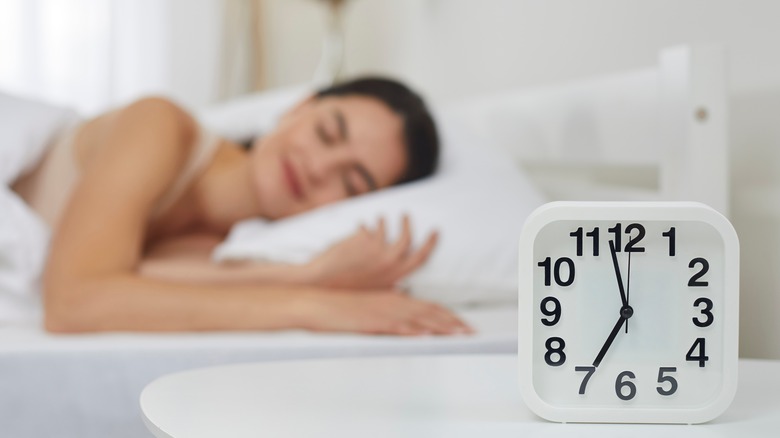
[247,145,314,219]
[309,186,347,209]
[307,176,351,210]
[270,122,315,154]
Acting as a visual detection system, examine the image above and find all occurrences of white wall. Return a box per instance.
[113,0,224,109]
[162,0,224,108]
[263,0,780,358]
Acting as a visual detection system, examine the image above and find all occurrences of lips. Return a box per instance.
[282,156,304,200]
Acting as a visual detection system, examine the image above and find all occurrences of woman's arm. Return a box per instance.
[138,216,437,289]
[43,97,470,335]
[47,271,471,335]
[138,234,316,286]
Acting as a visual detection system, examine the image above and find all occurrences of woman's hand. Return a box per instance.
[307,215,438,290]
[300,290,473,336]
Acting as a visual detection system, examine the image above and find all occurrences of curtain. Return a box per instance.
[219,0,267,99]
[0,0,215,115]
[0,0,285,114]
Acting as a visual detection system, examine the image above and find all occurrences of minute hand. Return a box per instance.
[593,315,627,367]
[609,240,628,307]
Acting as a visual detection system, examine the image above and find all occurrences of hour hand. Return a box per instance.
[593,314,627,367]
[609,240,628,307]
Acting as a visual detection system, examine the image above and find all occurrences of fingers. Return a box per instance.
[375,216,386,243]
[392,321,429,337]
[356,215,440,288]
[396,231,438,278]
[413,303,474,335]
[390,299,474,336]
[381,216,438,284]
[388,215,413,260]
[331,292,474,337]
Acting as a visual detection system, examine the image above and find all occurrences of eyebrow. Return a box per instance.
[334,109,348,141]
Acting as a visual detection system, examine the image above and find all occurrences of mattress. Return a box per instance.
[0,304,517,438]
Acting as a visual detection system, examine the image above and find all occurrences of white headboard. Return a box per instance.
[443,46,728,215]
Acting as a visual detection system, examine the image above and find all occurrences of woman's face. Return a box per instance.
[248,95,407,219]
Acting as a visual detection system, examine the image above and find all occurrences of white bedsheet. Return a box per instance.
[0,92,80,325]
[0,304,517,438]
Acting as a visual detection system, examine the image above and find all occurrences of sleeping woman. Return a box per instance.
[11,77,473,336]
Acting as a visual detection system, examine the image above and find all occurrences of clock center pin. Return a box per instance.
[620,306,634,319]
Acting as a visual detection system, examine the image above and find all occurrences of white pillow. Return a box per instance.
[197,85,311,141]
[205,89,546,305]
[0,91,80,185]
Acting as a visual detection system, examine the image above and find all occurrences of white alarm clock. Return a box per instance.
[517,202,739,424]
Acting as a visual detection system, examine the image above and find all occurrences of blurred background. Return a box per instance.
[1,0,778,358]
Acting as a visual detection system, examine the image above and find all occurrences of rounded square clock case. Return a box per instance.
[517,202,739,424]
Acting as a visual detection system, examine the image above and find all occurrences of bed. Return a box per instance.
[0,45,727,437]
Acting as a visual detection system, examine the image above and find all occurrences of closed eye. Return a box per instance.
[342,172,358,197]
[342,166,376,197]
[316,123,334,146]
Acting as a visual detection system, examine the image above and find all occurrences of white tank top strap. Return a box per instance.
[151,124,221,218]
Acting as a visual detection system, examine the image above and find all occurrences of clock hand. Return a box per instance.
[609,240,628,307]
[593,314,627,368]
[626,246,632,334]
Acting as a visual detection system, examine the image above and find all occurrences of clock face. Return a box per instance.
[518,203,739,424]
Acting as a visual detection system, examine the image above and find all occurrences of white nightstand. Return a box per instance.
[141,355,780,437]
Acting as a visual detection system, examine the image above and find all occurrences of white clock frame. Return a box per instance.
[517,201,739,424]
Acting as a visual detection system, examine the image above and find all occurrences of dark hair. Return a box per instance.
[315,77,439,184]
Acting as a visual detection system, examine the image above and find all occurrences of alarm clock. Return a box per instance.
[517,202,739,424]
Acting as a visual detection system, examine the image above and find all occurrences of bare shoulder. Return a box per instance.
[46,96,203,285]
[90,96,194,127]
[76,97,196,166]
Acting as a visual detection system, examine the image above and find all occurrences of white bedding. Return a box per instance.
[0,92,79,324]
[0,305,517,438]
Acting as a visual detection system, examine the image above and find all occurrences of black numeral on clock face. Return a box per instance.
[624,223,646,252]
[693,298,714,327]
[615,371,637,401]
[570,227,599,256]
[662,227,676,256]
[540,297,561,326]
[688,258,710,287]
[538,257,575,287]
[686,338,709,367]
[575,366,596,394]
[656,367,678,396]
[607,223,622,250]
[606,223,646,252]
[544,337,566,366]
